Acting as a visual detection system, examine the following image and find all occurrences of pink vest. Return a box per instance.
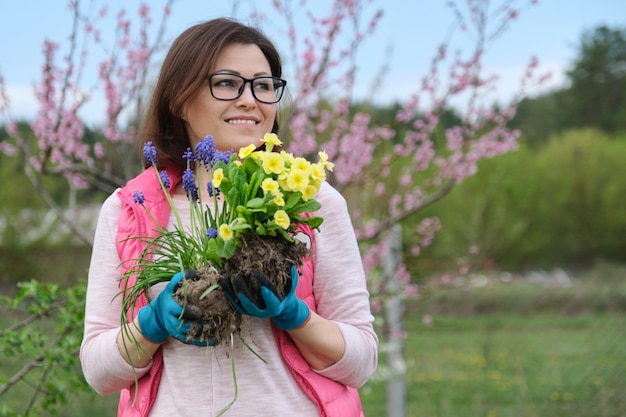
[115,167,363,417]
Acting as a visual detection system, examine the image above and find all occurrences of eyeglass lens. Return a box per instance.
[209,73,285,103]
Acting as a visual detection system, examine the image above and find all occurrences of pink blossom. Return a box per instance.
[369,299,382,314]
[388,329,407,340]
[0,141,18,156]
[138,4,150,18]
[404,284,419,297]
[5,120,17,136]
[93,142,105,159]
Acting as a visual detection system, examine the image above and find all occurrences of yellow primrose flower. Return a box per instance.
[318,151,335,171]
[261,178,280,196]
[238,144,256,160]
[286,168,309,193]
[292,157,312,174]
[250,150,264,162]
[261,133,283,149]
[277,173,289,191]
[273,193,285,206]
[280,150,295,166]
[212,168,224,187]
[218,224,234,240]
[303,184,319,201]
[274,210,290,229]
[309,177,322,190]
[310,163,327,182]
[261,152,285,175]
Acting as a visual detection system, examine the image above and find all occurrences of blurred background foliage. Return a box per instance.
[1,24,626,285]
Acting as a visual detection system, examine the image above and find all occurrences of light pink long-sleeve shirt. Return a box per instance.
[80,181,378,416]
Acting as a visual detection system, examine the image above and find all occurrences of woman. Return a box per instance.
[80,18,378,417]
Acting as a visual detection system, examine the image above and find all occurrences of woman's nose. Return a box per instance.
[236,82,257,107]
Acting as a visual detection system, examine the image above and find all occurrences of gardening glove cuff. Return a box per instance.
[271,265,311,330]
[271,292,311,330]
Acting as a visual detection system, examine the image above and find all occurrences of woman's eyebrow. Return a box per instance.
[212,69,272,77]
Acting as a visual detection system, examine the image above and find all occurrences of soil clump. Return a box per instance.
[173,234,308,344]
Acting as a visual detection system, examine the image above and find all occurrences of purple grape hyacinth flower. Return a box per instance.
[206,227,218,238]
[207,181,220,197]
[132,190,145,204]
[195,136,216,168]
[182,168,198,201]
[143,142,157,165]
[182,147,194,162]
[159,170,171,190]
[213,150,233,166]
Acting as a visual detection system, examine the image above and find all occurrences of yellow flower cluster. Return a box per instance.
[251,133,334,203]
[212,133,332,238]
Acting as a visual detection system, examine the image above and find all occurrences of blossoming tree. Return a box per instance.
[0,0,545,414]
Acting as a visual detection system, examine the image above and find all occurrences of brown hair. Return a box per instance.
[138,18,283,170]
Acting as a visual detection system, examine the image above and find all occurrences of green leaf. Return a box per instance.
[231,222,252,232]
[292,214,324,229]
[304,215,324,229]
[218,237,237,260]
[219,177,232,195]
[204,239,222,267]
[241,181,251,203]
[245,197,266,209]
[227,187,240,216]
[275,227,294,241]
[293,199,322,214]
[232,167,248,190]
[200,283,221,299]
[249,170,265,199]
[242,154,260,174]
[284,191,303,210]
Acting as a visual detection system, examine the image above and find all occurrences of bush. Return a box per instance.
[409,128,626,272]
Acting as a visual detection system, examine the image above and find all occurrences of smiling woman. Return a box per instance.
[79,17,378,417]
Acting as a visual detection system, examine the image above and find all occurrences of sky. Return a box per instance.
[0,0,625,125]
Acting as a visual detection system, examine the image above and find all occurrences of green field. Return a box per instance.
[360,313,625,417]
[3,313,622,417]
[2,269,625,417]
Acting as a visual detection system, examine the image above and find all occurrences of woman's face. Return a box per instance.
[183,43,278,152]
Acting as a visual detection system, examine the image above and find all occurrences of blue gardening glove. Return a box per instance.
[220,265,311,330]
[137,271,213,346]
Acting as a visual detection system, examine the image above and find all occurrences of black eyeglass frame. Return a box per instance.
[206,73,287,104]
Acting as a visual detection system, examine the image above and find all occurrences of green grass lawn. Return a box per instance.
[360,314,625,417]
[9,313,621,417]
[2,269,625,417]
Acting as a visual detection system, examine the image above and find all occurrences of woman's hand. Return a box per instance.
[220,265,345,369]
[220,265,311,330]
[118,271,211,368]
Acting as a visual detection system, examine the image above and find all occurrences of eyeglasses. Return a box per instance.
[206,73,287,104]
